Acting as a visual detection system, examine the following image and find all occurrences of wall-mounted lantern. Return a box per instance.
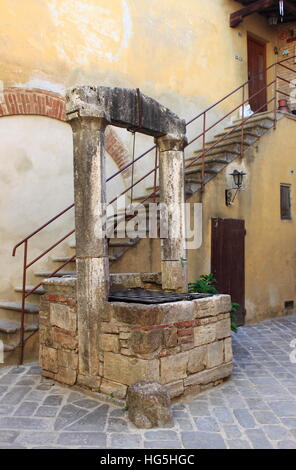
[225,170,246,206]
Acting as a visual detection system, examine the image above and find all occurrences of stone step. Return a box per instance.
[34,271,76,278]
[0,321,38,346]
[0,302,39,314]
[15,286,45,295]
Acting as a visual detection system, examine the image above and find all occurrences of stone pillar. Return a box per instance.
[67,113,109,378]
[157,134,187,292]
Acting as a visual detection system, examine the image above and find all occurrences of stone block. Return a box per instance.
[77,374,101,391]
[101,322,119,334]
[127,381,173,429]
[207,341,224,368]
[224,338,233,362]
[39,326,53,348]
[194,324,216,346]
[57,350,78,370]
[40,346,58,374]
[216,318,231,340]
[99,334,120,353]
[184,363,233,387]
[50,303,77,332]
[100,378,127,399]
[130,329,163,355]
[164,380,184,398]
[52,328,78,350]
[55,367,77,386]
[194,295,231,319]
[187,346,207,374]
[160,351,189,384]
[104,352,160,385]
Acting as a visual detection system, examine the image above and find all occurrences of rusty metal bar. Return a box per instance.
[19,240,28,365]
[241,84,245,158]
[130,132,136,203]
[201,113,206,193]
[153,146,158,202]
[26,229,75,269]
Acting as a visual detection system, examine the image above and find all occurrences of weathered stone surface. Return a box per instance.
[127,381,173,429]
[164,327,178,348]
[187,346,207,374]
[99,334,120,353]
[52,328,78,350]
[216,318,231,339]
[50,303,77,332]
[193,295,231,319]
[184,363,233,387]
[194,324,216,346]
[57,350,78,370]
[110,272,162,291]
[77,374,101,391]
[160,352,188,384]
[40,346,58,374]
[130,329,163,355]
[224,337,233,362]
[164,380,184,399]
[100,379,127,399]
[104,352,160,385]
[66,86,186,139]
[207,341,224,368]
[55,367,77,386]
[101,322,119,334]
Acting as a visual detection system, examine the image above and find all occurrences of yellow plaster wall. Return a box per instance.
[189,115,296,323]
[0,0,280,122]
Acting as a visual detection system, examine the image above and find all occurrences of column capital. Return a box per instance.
[156,133,187,152]
[66,113,109,132]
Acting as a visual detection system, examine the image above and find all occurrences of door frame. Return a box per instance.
[247,33,267,113]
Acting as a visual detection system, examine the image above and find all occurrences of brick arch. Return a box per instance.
[0,88,130,174]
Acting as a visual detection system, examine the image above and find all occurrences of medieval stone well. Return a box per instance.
[39,86,233,403]
[40,275,233,400]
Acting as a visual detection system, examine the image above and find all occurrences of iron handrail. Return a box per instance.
[12,55,296,364]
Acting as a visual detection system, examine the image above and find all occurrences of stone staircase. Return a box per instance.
[0,111,277,365]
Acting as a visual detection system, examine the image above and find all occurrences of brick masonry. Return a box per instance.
[39,277,233,402]
[0,88,130,173]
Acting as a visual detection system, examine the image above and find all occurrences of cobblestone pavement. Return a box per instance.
[0,315,296,449]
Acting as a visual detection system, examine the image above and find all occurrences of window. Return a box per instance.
[280,184,291,220]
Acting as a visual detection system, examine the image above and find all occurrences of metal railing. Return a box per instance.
[12,56,296,363]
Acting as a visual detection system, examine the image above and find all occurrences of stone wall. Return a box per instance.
[39,276,233,401]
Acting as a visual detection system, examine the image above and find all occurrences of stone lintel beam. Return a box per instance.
[157,134,187,293]
[66,86,186,138]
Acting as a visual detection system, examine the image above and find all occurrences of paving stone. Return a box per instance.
[277,440,296,449]
[54,404,90,431]
[110,408,128,418]
[246,398,270,410]
[73,399,101,409]
[43,395,63,406]
[263,425,290,440]
[0,386,8,397]
[253,411,280,425]
[213,407,234,424]
[0,417,49,430]
[110,433,142,448]
[188,402,211,417]
[65,405,109,431]
[0,375,18,385]
[144,440,182,449]
[14,401,38,417]
[0,444,27,449]
[8,367,26,375]
[0,405,15,415]
[176,419,193,431]
[0,430,19,443]
[268,401,296,417]
[182,431,226,449]
[223,425,242,439]
[233,409,257,428]
[57,432,107,447]
[245,429,273,449]
[144,430,179,440]
[0,387,31,405]
[107,418,128,432]
[15,432,57,446]
[194,417,220,432]
[35,406,58,417]
[226,439,251,449]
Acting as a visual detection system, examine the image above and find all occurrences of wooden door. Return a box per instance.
[247,36,267,113]
[211,218,246,326]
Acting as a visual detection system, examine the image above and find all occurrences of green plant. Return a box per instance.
[189,274,239,333]
[230,302,239,333]
[189,273,218,295]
